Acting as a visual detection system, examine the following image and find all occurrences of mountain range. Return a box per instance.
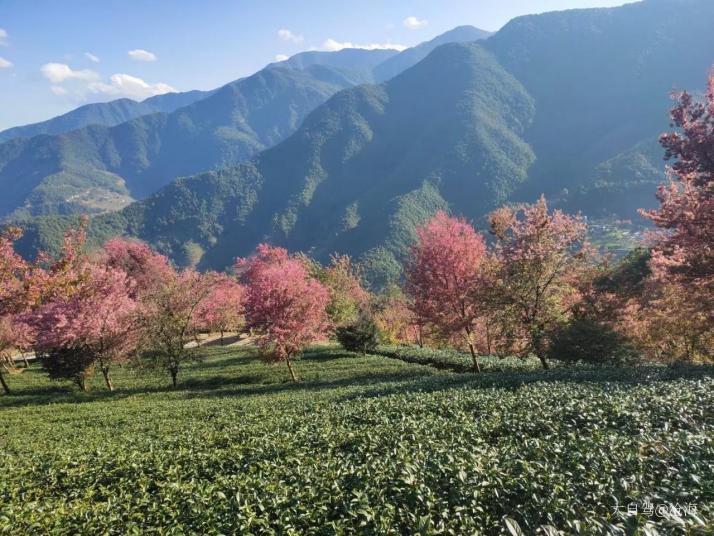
[7,0,714,286]
[0,26,490,221]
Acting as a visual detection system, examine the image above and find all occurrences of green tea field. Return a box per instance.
[1,347,713,534]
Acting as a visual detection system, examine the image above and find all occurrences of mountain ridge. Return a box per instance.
[0,90,212,144]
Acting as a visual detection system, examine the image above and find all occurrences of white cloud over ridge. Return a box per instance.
[275,54,289,62]
[41,63,100,83]
[40,62,175,101]
[0,57,13,69]
[88,73,176,100]
[321,38,406,52]
[128,49,157,62]
[278,29,303,44]
[403,16,428,30]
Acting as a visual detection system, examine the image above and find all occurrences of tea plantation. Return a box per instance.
[1,347,712,534]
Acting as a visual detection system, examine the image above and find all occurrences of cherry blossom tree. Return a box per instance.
[237,244,330,381]
[619,273,712,362]
[139,269,215,388]
[194,272,245,344]
[405,212,487,371]
[30,264,139,391]
[640,69,713,341]
[0,227,28,394]
[488,197,592,369]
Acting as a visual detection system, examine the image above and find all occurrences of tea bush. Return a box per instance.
[546,318,641,366]
[1,346,712,534]
[336,316,379,355]
[375,344,544,373]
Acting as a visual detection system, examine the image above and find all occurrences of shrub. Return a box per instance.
[546,318,640,366]
[38,347,96,391]
[336,316,379,354]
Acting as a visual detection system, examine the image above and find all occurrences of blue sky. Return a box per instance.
[0,0,638,131]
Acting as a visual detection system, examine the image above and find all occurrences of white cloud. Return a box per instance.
[278,29,303,44]
[40,61,174,101]
[0,57,13,69]
[274,54,289,62]
[85,52,100,63]
[0,28,7,45]
[40,63,100,83]
[88,73,176,100]
[403,16,428,30]
[50,85,68,96]
[128,49,157,62]
[321,38,406,52]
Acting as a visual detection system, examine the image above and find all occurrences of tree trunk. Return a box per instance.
[538,353,550,369]
[22,355,30,368]
[534,339,550,369]
[170,368,178,388]
[533,329,549,370]
[101,366,114,391]
[220,331,225,346]
[467,343,482,373]
[464,326,481,373]
[286,358,299,382]
[77,376,88,392]
[0,372,10,395]
[486,325,492,356]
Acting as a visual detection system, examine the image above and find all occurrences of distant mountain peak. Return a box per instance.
[428,25,493,45]
[372,25,493,82]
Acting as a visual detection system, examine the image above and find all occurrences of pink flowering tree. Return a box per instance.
[405,212,488,371]
[0,228,32,394]
[237,244,330,381]
[195,272,245,344]
[638,69,714,355]
[138,269,215,388]
[488,197,592,369]
[0,224,94,395]
[30,264,139,391]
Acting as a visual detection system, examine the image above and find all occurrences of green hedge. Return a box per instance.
[374,344,543,373]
